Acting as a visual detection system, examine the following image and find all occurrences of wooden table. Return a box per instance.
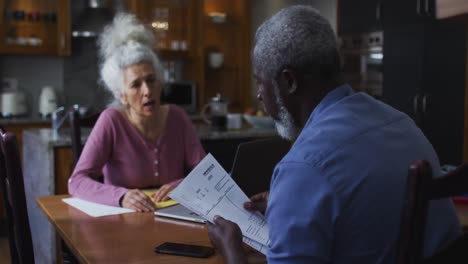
[36,195,225,264]
[38,195,468,263]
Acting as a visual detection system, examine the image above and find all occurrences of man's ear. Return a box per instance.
[281,69,298,94]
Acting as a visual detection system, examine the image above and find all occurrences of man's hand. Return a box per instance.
[121,189,156,212]
[151,184,175,202]
[244,191,269,214]
[207,216,247,264]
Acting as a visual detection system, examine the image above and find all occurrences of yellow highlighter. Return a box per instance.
[143,189,179,209]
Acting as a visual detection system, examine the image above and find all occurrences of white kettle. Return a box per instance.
[38,86,58,118]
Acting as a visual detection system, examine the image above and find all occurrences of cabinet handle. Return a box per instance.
[413,94,419,115]
[416,0,421,15]
[424,0,430,15]
[422,94,428,114]
[61,33,66,50]
[376,2,381,20]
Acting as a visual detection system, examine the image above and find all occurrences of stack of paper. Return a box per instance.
[169,154,269,254]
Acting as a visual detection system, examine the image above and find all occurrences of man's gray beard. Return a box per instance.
[272,83,300,141]
[274,103,300,141]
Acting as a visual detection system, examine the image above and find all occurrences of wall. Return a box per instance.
[0,56,65,117]
[249,0,338,107]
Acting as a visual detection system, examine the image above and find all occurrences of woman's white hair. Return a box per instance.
[98,13,164,107]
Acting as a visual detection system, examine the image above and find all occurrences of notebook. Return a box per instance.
[154,204,206,223]
[230,136,290,197]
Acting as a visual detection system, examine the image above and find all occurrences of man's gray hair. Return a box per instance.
[98,13,164,107]
[253,5,342,83]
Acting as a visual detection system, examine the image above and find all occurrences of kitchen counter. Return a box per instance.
[0,116,51,126]
[22,125,277,263]
[23,125,278,147]
[0,113,202,126]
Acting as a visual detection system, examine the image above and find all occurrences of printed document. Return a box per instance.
[63,197,135,217]
[169,153,269,254]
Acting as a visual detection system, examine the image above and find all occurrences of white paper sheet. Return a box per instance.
[62,198,135,217]
[169,153,270,253]
[243,236,268,255]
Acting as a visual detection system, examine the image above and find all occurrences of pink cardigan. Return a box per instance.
[68,105,206,206]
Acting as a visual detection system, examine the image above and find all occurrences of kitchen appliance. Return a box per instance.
[160,81,196,113]
[1,78,28,117]
[38,86,58,118]
[201,94,228,131]
[339,31,383,97]
[0,91,28,117]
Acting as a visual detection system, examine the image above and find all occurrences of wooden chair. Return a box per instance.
[68,108,101,167]
[62,108,101,263]
[230,136,291,197]
[396,160,468,264]
[0,132,35,264]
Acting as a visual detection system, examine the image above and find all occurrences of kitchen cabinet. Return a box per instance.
[338,0,382,34]
[381,0,467,165]
[381,0,433,27]
[0,0,71,56]
[126,0,196,55]
[382,0,468,23]
[202,0,252,112]
[126,0,252,112]
[436,0,468,19]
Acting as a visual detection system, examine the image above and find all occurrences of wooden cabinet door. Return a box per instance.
[382,0,429,28]
[0,0,70,56]
[382,14,467,165]
[382,24,425,122]
[126,0,195,54]
[418,21,466,165]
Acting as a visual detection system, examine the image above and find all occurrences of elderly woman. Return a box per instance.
[68,13,205,212]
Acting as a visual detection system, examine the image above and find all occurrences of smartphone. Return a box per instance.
[154,242,215,258]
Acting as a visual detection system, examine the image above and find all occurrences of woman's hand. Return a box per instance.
[121,189,156,212]
[151,184,175,202]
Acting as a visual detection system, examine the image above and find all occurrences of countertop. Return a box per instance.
[0,116,51,125]
[23,125,278,147]
[0,114,205,126]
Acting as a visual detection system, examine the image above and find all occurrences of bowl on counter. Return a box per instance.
[243,114,275,129]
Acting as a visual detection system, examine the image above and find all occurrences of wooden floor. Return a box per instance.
[0,237,10,263]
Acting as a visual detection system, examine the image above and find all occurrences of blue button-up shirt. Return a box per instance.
[266,84,461,264]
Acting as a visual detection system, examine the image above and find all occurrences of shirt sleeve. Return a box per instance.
[68,110,128,206]
[266,162,341,264]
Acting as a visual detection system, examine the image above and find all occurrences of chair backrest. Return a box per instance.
[0,132,34,264]
[230,136,291,197]
[68,109,101,167]
[396,160,468,264]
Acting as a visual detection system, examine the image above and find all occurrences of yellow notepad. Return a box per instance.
[143,189,179,209]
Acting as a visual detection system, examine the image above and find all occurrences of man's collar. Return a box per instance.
[306,84,354,126]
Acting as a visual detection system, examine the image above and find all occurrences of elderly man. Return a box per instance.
[207,5,461,264]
